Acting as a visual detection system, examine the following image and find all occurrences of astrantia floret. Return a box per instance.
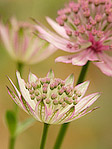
[0,17,57,64]
[36,0,112,76]
[7,70,100,124]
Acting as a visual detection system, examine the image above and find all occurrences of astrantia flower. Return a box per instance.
[36,0,112,76]
[0,17,57,64]
[7,70,100,124]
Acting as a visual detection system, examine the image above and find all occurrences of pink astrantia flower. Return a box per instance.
[7,70,100,124]
[0,17,57,64]
[36,0,112,76]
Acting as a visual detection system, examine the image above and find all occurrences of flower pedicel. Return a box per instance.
[7,70,100,124]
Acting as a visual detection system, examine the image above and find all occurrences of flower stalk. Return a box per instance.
[54,62,90,149]
[40,123,49,149]
[8,62,23,149]
[9,137,15,149]
[15,62,23,114]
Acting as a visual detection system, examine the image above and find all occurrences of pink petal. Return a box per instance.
[46,69,54,78]
[6,86,27,112]
[56,106,75,124]
[55,54,75,63]
[74,81,90,102]
[46,17,69,39]
[29,44,57,64]
[35,100,46,122]
[65,74,74,86]
[72,50,88,66]
[36,25,79,53]
[16,71,36,110]
[7,76,21,98]
[28,71,38,83]
[94,52,112,76]
[75,93,100,115]
[69,107,99,122]
[19,95,36,118]
[0,22,14,56]
[87,48,99,61]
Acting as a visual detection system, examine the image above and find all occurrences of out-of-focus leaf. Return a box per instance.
[5,110,17,137]
[16,118,36,135]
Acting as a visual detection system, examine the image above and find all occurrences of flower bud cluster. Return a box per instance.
[56,0,112,52]
[25,77,82,109]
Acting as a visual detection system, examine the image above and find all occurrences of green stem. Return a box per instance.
[9,136,16,149]
[14,62,23,114]
[40,123,49,149]
[9,62,23,149]
[17,62,23,75]
[76,61,90,85]
[54,61,90,149]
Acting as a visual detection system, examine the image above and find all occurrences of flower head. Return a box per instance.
[36,0,112,76]
[0,17,57,64]
[7,70,100,124]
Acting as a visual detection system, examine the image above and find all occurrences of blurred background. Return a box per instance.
[0,0,112,149]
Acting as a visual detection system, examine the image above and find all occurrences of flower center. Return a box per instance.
[25,77,81,109]
[88,33,104,52]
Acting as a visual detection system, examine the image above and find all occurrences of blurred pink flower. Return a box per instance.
[0,17,57,64]
[7,70,100,124]
[36,0,112,76]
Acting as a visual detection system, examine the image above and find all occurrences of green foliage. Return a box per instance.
[5,110,17,137]
[16,118,36,136]
[5,110,36,137]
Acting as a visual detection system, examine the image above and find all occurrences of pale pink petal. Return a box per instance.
[35,100,47,122]
[36,25,80,53]
[65,74,74,86]
[72,50,88,66]
[87,49,99,61]
[56,106,75,124]
[0,22,14,57]
[46,69,54,78]
[29,44,57,64]
[94,52,112,76]
[7,86,27,112]
[7,76,21,98]
[55,54,75,63]
[56,104,75,123]
[64,107,76,123]
[28,71,38,83]
[74,81,90,101]
[75,93,100,115]
[46,17,69,39]
[19,95,37,119]
[68,107,99,122]
[16,71,36,110]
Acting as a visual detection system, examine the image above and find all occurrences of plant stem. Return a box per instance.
[15,62,23,114]
[9,62,23,149]
[54,61,90,149]
[76,61,90,85]
[9,136,16,149]
[40,123,49,149]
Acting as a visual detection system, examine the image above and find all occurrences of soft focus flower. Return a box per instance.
[36,0,112,76]
[0,17,57,64]
[7,70,100,124]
